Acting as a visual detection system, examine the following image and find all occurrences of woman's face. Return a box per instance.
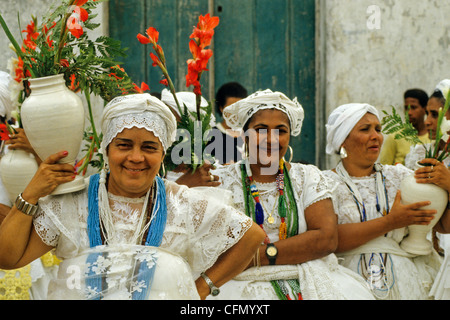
[342,113,384,167]
[425,97,446,140]
[107,127,165,198]
[245,109,291,171]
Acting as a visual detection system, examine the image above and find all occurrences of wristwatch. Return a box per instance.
[200,272,220,296]
[266,243,278,265]
[14,193,39,216]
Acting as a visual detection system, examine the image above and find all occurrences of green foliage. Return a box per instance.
[381,106,423,146]
[164,102,214,173]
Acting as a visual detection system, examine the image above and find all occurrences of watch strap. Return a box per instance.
[14,193,39,216]
[266,243,278,265]
[200,272,220,296]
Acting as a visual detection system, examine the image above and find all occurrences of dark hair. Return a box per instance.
[215,82,248,111]
[404,89,429,108]
[430,89,446,106]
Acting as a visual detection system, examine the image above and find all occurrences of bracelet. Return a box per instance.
[14,193,39,216]
[200,272,220,297]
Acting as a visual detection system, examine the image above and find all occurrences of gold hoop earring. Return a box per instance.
[159,162,166,178]
[283,145,294,163]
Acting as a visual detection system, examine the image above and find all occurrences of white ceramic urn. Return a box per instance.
[0,149,38,203]
[399,162,448,255]
[20,74,86,195]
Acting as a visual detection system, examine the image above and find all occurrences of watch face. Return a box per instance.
[267,246,277,256]
[212,288,220,296]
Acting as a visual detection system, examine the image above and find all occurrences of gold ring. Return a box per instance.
[431,165,434,172]
[210,175,214,182]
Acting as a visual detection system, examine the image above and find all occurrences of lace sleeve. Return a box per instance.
[290,164,334,209]
[163,181,252,274]
[33,204,60,247]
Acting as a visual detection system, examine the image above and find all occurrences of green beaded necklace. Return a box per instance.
[240,158,302,300]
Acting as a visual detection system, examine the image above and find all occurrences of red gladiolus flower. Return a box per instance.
[73,6,89,22]
[150,52,161,67]
[22,21,39,41]
[60,59,70,68]
[133,82,150,93]
[159,79,168,87]
[0,125,10,141]
[67,16,83,38]
[137,27,159,46]
[137,33,151,45]
[74,0,89,6]
[190,14,219,49]
[69,74,80,91]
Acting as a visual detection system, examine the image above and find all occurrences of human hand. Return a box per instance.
[21,151,76,204]
[415,158,450,193]
[385,191,437,230]
[5,128,42,164]
[175,161,221,188]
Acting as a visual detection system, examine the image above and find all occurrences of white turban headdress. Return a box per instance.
[222,89,304,137]
[326,103,380,155]
[0,71,13,118]
[101,93,177,160]
[161,89,215,126]
[436,79,450,100]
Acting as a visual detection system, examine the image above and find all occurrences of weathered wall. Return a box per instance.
[1,0,449,169]
[323,0,450,168]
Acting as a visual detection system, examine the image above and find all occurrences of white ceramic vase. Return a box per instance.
[20,74,86,195]
[0,149,38,203]
[399,162,448,255]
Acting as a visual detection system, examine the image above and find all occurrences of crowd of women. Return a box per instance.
[0,68,449,300]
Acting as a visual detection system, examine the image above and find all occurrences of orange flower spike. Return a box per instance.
[73,6,89,22]
[133,82,150,93]
[74,0,89,6]
[145,27,159,44]
[67,16,83,39]
[137,33,151,45]
[150,52,162,67]
[198,13,220,31]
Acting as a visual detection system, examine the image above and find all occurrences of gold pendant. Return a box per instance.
[268,216,275,224]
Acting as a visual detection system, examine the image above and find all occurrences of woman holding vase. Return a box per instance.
[0,93,265,300]
[323,103,442,300]
[209,89,375,300]
[410,79,450,300]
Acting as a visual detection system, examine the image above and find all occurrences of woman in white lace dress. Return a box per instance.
[406,80,450,300]
[323,103,443,300]
[0,93,265,300]
[209,90,375,300]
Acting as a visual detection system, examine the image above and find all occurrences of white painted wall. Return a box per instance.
[322,0,450,168]
[2,0,449,169]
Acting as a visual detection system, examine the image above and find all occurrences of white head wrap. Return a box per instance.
[161,89,215,126]
[0,71,13,118]
[101,93,177,160]
[436,79,450,100]
[222,89,304,136]
[326,103,380,155]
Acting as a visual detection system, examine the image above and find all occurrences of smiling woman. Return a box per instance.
[0,93,265,300]
[107,128,165,198]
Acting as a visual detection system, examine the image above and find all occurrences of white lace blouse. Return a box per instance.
[209,162,375,300]
[32,178,253,299]
[324,164,442,300]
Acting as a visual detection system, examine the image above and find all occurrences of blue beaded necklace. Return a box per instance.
[85,173,167,300]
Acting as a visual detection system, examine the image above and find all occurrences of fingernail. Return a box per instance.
[72,175,76,179]
[63,151,69,156]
